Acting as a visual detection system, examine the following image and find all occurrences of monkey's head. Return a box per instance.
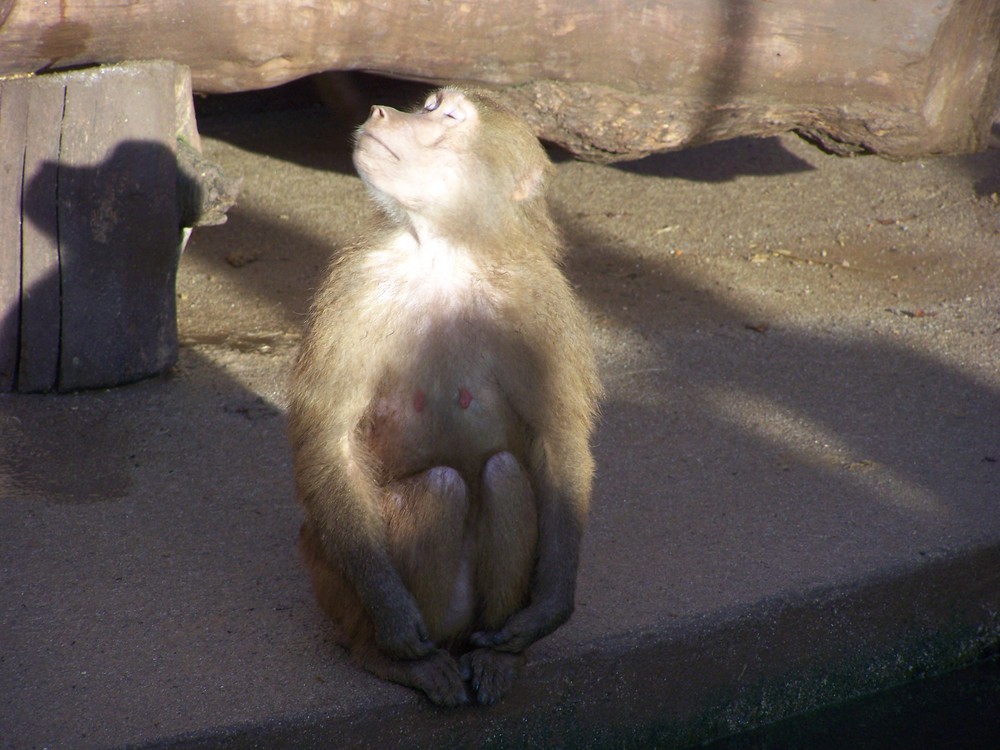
[353,87,550,234]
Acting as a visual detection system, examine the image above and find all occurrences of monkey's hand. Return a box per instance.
[372,592,436,660]
[469,597,573,654]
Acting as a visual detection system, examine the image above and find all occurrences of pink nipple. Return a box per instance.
[458,387,473,409]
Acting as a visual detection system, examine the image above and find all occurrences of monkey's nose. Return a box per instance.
[370,105,386,119]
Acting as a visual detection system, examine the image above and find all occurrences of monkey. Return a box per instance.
[288,86,600,707]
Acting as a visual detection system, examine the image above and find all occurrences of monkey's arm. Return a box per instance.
[303,449,437,660]
[473,287,599,653]
[290,296,437,661]
[471,432,591,653]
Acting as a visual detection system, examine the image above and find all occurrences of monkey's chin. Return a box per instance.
[356,131,400,161]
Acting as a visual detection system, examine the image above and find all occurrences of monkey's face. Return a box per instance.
[353,89,480,222]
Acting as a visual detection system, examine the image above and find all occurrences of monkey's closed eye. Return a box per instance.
[424,93,443,112]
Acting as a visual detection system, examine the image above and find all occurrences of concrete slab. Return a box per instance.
[2,87,999,748]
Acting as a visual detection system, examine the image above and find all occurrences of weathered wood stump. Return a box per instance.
[0,61,237,393]
[1,0,998,160]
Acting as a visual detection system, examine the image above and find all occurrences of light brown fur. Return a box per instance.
[288,87,600,706]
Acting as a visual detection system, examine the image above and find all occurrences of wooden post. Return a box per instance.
[0,61,230,393]
[18,78,63,392]
[0,82,27,391]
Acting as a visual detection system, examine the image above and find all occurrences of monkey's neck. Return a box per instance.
[405,214,445,248]
[401,211,521,262]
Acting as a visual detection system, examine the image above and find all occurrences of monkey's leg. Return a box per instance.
[470,437,589,657]
[363,466,473,706]
[383,466,474,641]
[462,451,537,705]
[474,452,538,625]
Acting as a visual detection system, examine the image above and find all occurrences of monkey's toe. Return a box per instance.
[460,648,523,705]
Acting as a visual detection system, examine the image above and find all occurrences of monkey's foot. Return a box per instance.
[373,648,469,707]
[459,648,524,705]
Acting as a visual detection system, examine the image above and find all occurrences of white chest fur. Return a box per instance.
[366,231,490,322]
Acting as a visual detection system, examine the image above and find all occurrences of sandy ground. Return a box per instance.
[1,80,998,748]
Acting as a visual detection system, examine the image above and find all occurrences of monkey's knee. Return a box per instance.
[386,465,468,527]
[481,452,535,523]
[385,465,472,638]
[482,452,532,498]
[423,466,468,505]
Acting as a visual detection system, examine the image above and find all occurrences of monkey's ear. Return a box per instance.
[512,164,545,202]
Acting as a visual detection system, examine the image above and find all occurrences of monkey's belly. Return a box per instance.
[363,376,520,482]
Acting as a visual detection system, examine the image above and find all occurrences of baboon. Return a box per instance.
[289,87,600,706]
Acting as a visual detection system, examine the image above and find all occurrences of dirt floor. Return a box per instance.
[182,88,1000,631]
[1,78,999,748]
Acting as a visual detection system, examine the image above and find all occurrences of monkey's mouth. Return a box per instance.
[359,131,400,161]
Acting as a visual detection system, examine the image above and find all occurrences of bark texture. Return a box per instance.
[1,0,999,160]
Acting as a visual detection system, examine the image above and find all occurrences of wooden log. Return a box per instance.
[55,64,182,392]
[0,61,233,393]
[0,81,27,390]
[1,0,998,160]
[18,78,64,393]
